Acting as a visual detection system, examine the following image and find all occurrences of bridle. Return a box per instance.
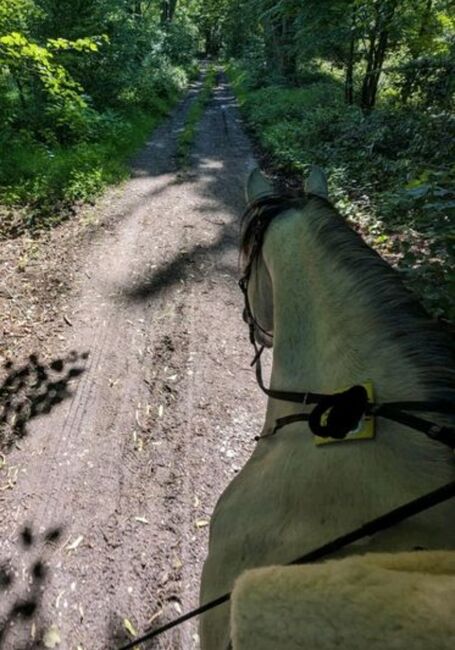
[239,195,455,449]
[238,192,301,345]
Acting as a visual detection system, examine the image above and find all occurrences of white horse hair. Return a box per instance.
[199,167,455,649]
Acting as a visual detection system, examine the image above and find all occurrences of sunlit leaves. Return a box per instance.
[0,30,90,111]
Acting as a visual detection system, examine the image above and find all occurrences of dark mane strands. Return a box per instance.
[240,194,307,275]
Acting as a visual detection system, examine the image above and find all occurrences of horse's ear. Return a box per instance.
[305,165,328,199]
[245,167,275,204]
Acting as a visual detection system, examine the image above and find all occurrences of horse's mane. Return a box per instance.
[240,194,455,405]
[240,194,307,276]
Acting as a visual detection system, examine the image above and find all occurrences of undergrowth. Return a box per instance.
[0,1,203,240]
[227,61,455,322]
[0,94,182,239]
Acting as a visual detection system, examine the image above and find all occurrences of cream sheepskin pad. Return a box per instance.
[230,551,455,649]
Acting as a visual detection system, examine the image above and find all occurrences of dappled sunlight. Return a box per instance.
[1,2,453,649]
[119,78,252,303]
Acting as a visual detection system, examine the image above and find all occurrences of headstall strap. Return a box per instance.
[251,339,455,449]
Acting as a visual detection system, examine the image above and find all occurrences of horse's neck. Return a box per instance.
[261,217,427,432]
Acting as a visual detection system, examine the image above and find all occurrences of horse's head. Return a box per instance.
[239,166,328,347]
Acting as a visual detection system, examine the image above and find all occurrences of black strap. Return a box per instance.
[252,352,455,448]
[290,479,455,564]
[371,400,455,414]
[256,399,455,449]
[257,386,369,440]
[254,349,317,403]
[254,349,324,405]
[373,404,455,449]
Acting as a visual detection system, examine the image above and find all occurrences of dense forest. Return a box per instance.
[218,0,455,321]
[0,0,200,235]
[1,0,454,317]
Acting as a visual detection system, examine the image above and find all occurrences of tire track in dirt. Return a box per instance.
[0,73,268,649]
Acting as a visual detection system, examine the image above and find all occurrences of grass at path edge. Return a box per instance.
[0,92,187,239]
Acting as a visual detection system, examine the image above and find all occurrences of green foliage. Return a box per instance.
[0,108,167,237]
[0,0,202,235]
[243,83,344,129]
[164,11,200,66]
[0,31,95,123]
[206,0,454,318]
[228,60,454,320]
[216,1,455,111]
[0,0,41,33]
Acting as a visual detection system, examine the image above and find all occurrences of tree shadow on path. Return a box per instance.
[120,78,253,303]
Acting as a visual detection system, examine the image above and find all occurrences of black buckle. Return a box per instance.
[309,385,369,439]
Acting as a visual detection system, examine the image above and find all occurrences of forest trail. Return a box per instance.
[0,74,268,649]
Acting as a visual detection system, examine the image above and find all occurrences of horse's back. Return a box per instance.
[200,426,455,648]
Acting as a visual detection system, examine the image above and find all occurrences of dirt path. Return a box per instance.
[0,75,269,648]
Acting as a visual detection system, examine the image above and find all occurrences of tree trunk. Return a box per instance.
[263,13,297,84]
[160,0,178,24]
[345,7,359,105]
[361,27,387,110]
[281,16,298,85]
[345,33,355,104]
[263,15,279,77]
[360,0,397,112]
[418,0,433,42]
[13,74,27,112]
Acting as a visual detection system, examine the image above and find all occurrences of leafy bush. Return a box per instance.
[0,2,201,236]
[228,61,454,320]
[393,53,455,109]
[164,14,199,68]
[243,83,343,129]
[0,108,166,238]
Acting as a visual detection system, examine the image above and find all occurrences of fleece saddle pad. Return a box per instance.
[231,551,455,650]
